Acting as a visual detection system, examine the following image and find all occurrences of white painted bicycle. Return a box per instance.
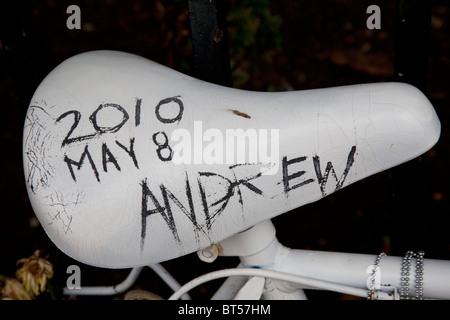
[23,50,450,300]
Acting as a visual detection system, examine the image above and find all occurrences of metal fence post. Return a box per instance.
[187,0,232,87]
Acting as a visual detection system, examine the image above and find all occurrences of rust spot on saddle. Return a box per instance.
[229,109,251,119]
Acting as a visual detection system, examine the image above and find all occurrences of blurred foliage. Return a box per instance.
[226,0,283,88]
[28,0,283,90]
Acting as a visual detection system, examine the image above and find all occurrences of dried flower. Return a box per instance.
[0,276,32,300]
[15,250,54,298]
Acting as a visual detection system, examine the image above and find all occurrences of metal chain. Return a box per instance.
[415,251,425,300]
[367,252,386,300]
[400,250,425,300]
[400,251,413,299]
[368,250,425,300]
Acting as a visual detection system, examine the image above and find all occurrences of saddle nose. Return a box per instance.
[22,50,440,268]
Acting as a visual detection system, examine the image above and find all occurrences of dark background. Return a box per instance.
[0,0,449,299]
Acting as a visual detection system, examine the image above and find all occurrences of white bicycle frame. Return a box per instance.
[63,219,450,300]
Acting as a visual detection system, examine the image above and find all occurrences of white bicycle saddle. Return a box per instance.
[23,50,440,268]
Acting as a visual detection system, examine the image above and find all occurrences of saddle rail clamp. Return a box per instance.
[22,50,441,268]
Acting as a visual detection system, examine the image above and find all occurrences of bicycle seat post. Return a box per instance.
[217,219,307,299]
[219,220,278,265]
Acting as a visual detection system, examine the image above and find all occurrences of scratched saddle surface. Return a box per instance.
[23,50,440,268]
